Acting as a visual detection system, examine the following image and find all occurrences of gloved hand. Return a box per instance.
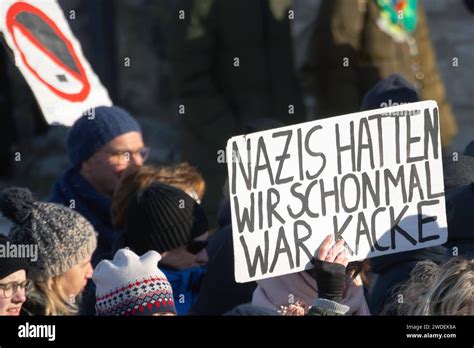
[313,259,347,302]
[312,234,349,302]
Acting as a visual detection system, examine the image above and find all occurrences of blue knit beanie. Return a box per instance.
[66,106,142,167]
[361,74,419,111]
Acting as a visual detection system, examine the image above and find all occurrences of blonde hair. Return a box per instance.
[112,163,206,228]
[31,276,79,316]
[384,258,473,315]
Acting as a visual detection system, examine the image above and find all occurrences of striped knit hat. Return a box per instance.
[93,249,176,316]
[123,182,209,254]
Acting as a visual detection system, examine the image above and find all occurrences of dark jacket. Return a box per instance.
[444,183,474,259]
[21,292,47,316]
[190,225,257,315]
[49,167,115,266]
[171,0,306,223]
[50,168,116,316]
[173,0,305,129]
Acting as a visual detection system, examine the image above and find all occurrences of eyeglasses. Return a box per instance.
[103,147,150,165]
[0,280,31,298]
[186,240,208,255]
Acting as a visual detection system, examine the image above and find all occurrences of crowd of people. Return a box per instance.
[0,92,472,316]
[0,0,473,317]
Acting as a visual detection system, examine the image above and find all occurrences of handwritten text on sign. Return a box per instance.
[227,101,448,283]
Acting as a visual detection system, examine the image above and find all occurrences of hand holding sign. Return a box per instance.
[227,101,448,283]
[316,234,349,266]
[312,234,349,303]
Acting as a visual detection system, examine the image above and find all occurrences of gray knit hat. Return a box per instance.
[0,187,97,281]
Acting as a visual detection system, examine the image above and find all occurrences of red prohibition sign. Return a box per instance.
[6,2,91,102]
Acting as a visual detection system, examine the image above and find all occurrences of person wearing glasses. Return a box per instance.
[50,106,148,267]
[115,182,209,315]
[0,235,30,316]
[49,106,147,315]
[0,188,97,316]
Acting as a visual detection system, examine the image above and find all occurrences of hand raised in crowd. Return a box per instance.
[312,234,350,303]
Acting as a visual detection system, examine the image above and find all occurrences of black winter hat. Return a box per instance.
[361,74,419,111]
[0,235,29,279]
[124,182,209,254]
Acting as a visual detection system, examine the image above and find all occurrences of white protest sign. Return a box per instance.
[227,101,448,283]
[0,0,112,126]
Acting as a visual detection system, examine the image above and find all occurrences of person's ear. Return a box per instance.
[80,157,95,174]
[80,161,88,173]
[49,277,57,291]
